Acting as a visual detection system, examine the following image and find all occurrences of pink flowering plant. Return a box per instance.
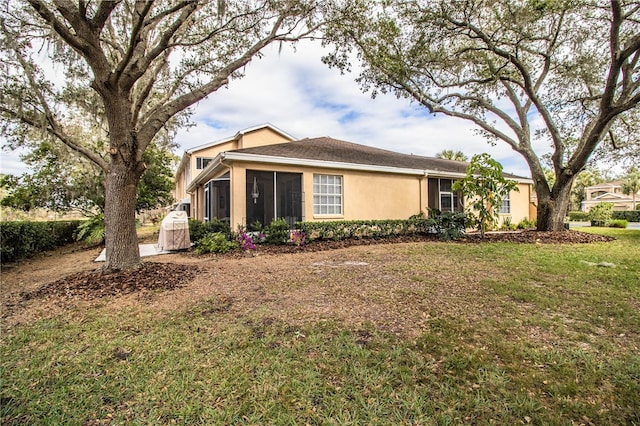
[291,230,306,247]
[236,226,256,251]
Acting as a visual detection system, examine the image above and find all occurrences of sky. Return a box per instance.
[173,40,538,179]
[1,39,545,178]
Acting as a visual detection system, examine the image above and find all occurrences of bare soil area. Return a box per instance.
[1,230,614,334]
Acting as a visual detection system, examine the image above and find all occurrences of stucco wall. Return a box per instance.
[341,172,425,220]
[498,183,532,224]
[224,162,426,229]
[188,140,236,178]
[192,160,533,229]
[238,128,292,149]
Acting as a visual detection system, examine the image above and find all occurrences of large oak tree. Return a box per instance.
[0,0,321,270]
[324,0,640,230]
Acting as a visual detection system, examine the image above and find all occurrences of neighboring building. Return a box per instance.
[174,124,535,230]
[581,180,639,212]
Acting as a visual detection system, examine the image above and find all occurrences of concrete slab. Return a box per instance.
[94,244,177,262]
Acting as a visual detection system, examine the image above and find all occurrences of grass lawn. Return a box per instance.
[2,228,639,425]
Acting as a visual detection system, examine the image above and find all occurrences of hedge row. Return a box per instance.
[295,213,468,242]
[612,210,640,222]
[0,220,82,263]
[568,211,590,221]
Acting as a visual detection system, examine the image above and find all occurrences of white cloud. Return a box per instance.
[0,148,30,176]
[175,40,538,177]
[2,39,540,179]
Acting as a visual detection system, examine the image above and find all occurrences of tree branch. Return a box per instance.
[0,105,109,171]
[118,1,198,91]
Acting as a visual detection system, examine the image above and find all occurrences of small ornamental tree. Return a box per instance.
[452,154,519,238]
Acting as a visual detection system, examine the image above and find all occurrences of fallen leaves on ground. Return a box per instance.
[21,262,198,301]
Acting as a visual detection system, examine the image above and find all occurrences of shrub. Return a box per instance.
[189,218,231,243]
[265,218,290,245]
[500,216,516,231]
[291,230,306,247]
[75,213,105,245]
[517,217,536,229]
[236,227,256,251]
[195,233,239,254]
[588,202,614,227]
[295,213,467,243]
[612,210,640,222]
[608,219,628,228]
[0,220,82,263]
[568,211,590,221]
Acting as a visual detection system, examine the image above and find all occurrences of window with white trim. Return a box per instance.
[439,179,460,213]
[499,193,511,214]
[196,157,213,170]
[313,174,342,215]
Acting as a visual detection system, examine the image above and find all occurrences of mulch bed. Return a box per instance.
[462,229,615,244]
[21,262,198,301]
[246,229,614,254]
[19,230,613,302]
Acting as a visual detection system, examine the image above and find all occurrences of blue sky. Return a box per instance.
[1,40,543,178]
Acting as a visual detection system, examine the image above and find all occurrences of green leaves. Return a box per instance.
[452,153,518,237]
[0,220,82,262]
[295,214,467,242]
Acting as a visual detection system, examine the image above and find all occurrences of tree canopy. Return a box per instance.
[435,150,468,162]
[324,0,640,230]
[0,0,322,270]
[0,139,176,214]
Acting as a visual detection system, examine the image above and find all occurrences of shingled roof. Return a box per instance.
[231,136,473,175]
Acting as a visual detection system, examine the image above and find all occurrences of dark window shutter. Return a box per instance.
[428,178,439,211]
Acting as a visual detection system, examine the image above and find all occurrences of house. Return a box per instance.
[581,180,639,212]
[174,124,535,230]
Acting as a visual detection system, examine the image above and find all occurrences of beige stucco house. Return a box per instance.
[581,180,639,211]
[174,124,535,230]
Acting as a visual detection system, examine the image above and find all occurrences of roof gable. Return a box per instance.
[187,123,295,154]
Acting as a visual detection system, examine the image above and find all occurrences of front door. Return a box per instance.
[246,170,302,228]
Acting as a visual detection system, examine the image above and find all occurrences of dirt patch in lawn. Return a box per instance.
[1,230,614,334]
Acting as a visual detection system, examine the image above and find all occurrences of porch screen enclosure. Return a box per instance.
[246,170,303,228]
[204,173,230,222]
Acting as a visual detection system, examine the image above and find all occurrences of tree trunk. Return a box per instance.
[536,177,573,231]
[103,161,141,271]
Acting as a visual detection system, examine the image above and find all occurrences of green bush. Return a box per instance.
[295,213,467,243]
[517,217,536,229]
[612,210,640,222]
[265,218,290,245]
[588,202,614,227]
[0,220,82,263]
[75,213,105,245]
[568,211,590,221]
[189,218,231,243]
[500,216,516,231]
[608,219,628,228]
[195,233,239,254]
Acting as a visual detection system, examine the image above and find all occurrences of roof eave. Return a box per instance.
[222,152,534,183]
[186,153,227,193]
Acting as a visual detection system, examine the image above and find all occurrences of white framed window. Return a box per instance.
[439,179,459,213]
[313,174,342,215]
[196,157,213,170]
[499,193,511,214]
